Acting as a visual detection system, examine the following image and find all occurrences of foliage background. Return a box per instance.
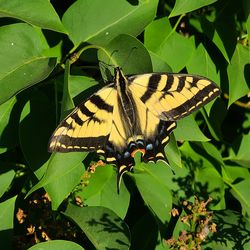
[0,0,249,249]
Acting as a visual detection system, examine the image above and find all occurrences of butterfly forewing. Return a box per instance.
[48,85,115,152]
[128,73,220,121]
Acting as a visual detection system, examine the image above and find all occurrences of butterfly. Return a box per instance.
[48,67,220,191]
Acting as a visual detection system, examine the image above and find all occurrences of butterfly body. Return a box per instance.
[49,67,220,190]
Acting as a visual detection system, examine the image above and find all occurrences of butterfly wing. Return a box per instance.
[48,84,115,152]
[128,73,221,121]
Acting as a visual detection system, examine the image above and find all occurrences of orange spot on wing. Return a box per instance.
[131,149,146,158]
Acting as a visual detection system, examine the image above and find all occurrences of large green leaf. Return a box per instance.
[186,43,220,85]
[199,16,230,62]
[230,179,250,218]
[69,75,99,101]
[200,141,224,166]
[64,205,131,250]
[165,134,182,169]
[181,142,225,210]
[144,17,172,53]
[28,240,84,250]
[230,133,250,168]
[0,0,66,33]
[0,196,16,250]
[79,165,114,200]
[62,0,158,47]
[98,34,152,76]
[27,152,85,210]
[169,0,218,17]
[145,17,195,72]
[228,44,249,107]
[80,166,130,219]
[0,170,15,198]
[0,196,16,229]
[0,97,17,153]
[223,164,250,184]
[133,162,172,224]
[0,23,56,104]
[149,51,172,72]
[175,115,209,142]
[19,92,55,179]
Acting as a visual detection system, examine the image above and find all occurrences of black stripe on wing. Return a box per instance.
[140,74,161,102]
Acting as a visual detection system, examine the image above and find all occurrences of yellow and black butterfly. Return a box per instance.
[48,67,220,190]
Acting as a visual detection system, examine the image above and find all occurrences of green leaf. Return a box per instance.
[98,34,152,76]
[175,115,209,142]
[230,133,250,167]
[195,162,225,210]
[181,142,225,209]
[149,51,172,72]
[26,152,85,210]
[97,172,130,219]
[133,162,172,224]
[230,179,250,218]
[80,166,130,219]
[69,75,99,100]
[165,134,182,169]
[222,164,250,184]
[0,196,16,250]
[0,23,56,104]
[28,240,84,250]
[186,43,220,85]
[169,0,218,17]
[228,43,249,107]
[0,97,17,153]
[19,92,55,179]
[201,98,226,141]
[159,156,190,202]
[0,0,66,33]
[62,0,158,46]
[64,205,131,250]
[0,196,16,230]
[200,141,224,166]
[0,170,15,197]
[145,17,195,72]
[79,165,114,200]
[60,60,75,119]
[199,17,230,62]
[144,17,172,53]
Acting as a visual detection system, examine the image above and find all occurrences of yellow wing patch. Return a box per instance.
[48,86,115,152]
[129,73,220,120]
